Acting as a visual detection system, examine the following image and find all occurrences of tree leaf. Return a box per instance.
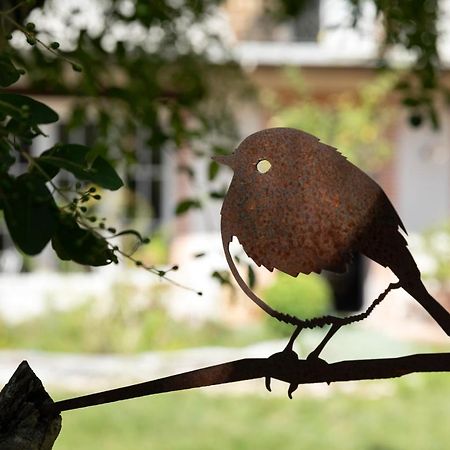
[38,144,123,190]
[6,117,36,140]
[209,190,226,199]
[29,151,60,181]
[2,174,58,255]
[212,270,231,286]
[175,198,201,215]
[0,56,21,87]
[402,97,420,107]
[0,139,15,173]
[248,264,256,289]
[0,93,59,124]
[52,213,118,266]
[208,160,219,181]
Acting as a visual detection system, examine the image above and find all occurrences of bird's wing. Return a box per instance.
[275,138,408,275]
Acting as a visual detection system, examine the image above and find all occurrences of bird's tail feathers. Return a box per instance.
[403,281,450,337]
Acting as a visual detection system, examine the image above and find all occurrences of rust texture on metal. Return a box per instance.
[218,127,405,276]
[215,127,450,335]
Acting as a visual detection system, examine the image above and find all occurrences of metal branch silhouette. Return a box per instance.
[39,352,450,414]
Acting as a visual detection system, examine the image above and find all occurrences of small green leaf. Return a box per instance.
[0,56,21,87]
[0,92,59,124]
[208,160,219,181]
[212,270,231,286]
[248,264,256,289]
[209,190,226,199]
[38,144,123,190]
[175,198,201,215]
[2,174,58,255]
[402,97,420,107]
[52,213,117,266]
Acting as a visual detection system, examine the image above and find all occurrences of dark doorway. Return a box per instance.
[323,254,365,312]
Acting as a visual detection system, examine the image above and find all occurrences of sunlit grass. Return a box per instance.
[54,373,450,450]
[0,301,276,353]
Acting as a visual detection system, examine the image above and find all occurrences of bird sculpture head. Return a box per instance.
[213,127,314,185]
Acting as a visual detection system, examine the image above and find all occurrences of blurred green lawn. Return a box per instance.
[1,290,448,449]
[55,373,450,450]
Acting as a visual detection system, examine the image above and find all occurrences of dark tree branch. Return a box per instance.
[44,352,450,414]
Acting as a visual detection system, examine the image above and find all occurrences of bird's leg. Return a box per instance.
[305,281,401,360]
[265,325,303,398]
[307,322,342,360]
[285,324,303,352]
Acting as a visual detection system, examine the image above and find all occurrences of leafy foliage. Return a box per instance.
[0,79,124,266]
[2,173,57,254]
[0,0,447,276]
[0,0,242,283]
[51,213,118,266]
[275,0,444,128]
[0,55,22,86]
[268,72,396,173]
[372,0,441,128]
[37,144,123,190]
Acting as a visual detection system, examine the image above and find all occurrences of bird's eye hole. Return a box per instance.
[256,159,271,174]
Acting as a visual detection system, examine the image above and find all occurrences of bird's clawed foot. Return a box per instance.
[265,325,303,398]
[265,323,342,398]
[265,347,300,399]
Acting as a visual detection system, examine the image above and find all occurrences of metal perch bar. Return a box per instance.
[45,352,450,414]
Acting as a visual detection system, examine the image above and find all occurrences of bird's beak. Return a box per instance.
[212,153,236,169]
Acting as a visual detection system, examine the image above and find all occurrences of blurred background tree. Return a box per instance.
[267,71,396,172]
[0,0,446,274]
[275,0,443,128]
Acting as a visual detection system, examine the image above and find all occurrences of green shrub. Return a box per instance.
[261,273,332,337]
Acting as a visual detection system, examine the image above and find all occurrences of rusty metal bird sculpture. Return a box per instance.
[214,128,450,368]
